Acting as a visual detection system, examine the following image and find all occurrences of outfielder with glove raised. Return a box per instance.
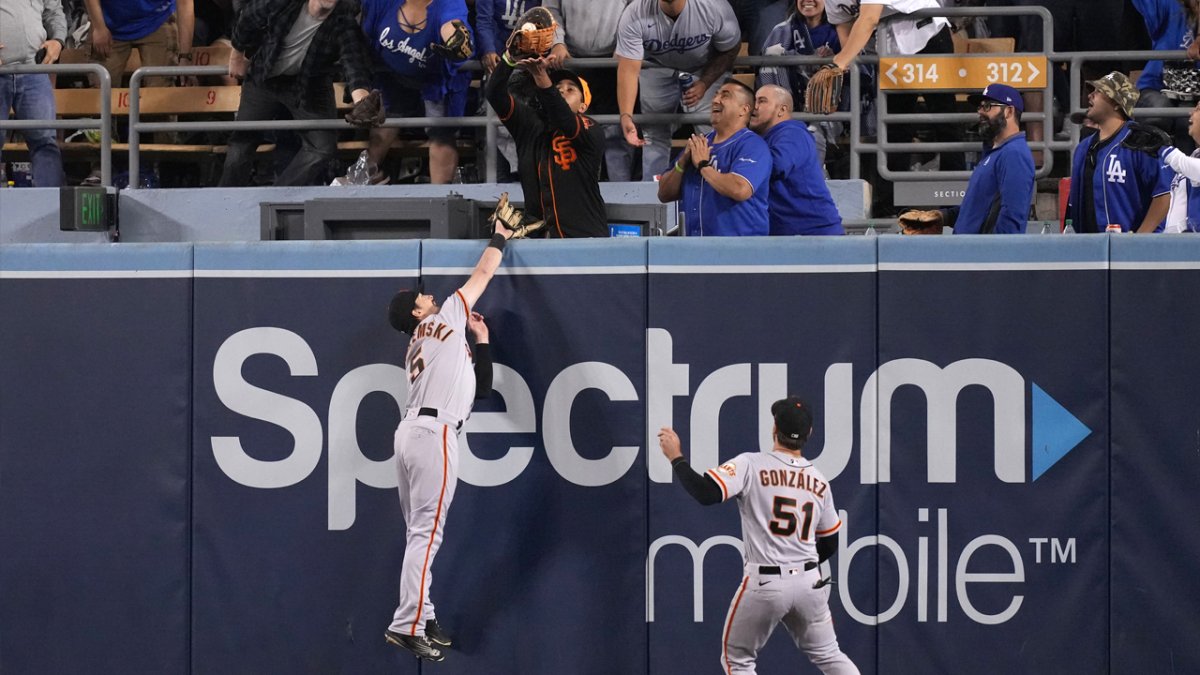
[383,209,524,662]
[897,84,1035,235]
[360,0,475,184]
[482,7,609,238]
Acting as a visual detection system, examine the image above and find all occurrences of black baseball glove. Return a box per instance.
[344,89,387,128]
[432,19,473,61]
[1121,122,1173,158]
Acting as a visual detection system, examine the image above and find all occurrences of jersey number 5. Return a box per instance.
[406,346,426,383]
[769,497,815,540]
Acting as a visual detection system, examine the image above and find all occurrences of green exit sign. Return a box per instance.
[59,186,115,231]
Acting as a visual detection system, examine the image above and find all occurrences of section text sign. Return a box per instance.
[879,56,1048,91]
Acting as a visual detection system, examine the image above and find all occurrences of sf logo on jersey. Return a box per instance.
[553,136,578,171]
[1106,156,1127,184]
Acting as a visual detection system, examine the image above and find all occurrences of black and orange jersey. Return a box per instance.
[485,61,608,238]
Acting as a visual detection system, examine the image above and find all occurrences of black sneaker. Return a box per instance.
[384,630,445,662]
[425,619,452,648]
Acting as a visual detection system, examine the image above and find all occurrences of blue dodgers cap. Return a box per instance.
[970,83,1025,113]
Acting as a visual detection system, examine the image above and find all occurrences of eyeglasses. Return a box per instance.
[977,101,1010,112]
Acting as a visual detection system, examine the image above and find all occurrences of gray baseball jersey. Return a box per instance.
[615,0,741,72]
[389,289,476,640]
[825,0,949,55]
[706,450,841,566]
[709,450,859,674]
[403,290,476,424]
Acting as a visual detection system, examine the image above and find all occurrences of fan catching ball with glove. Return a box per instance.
[505,7,557,59]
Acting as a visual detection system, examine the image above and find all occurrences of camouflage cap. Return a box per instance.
[1087,71,1140,119]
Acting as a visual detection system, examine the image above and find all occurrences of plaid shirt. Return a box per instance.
[232,0,372,109]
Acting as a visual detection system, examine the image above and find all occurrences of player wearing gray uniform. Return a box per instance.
[615,0,741,180]
[383,219,515,662]
[659,397,859,675]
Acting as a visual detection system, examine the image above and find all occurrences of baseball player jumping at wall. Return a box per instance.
[659,398,859,675]
[383,201,536,662]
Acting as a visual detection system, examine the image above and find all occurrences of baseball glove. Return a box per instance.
[490,192,547,239]
[804,64,844,115]
[344,89,387,128]
[431,19,473,61]
[504,7,557,59]
[898,209,944,235]
[1120,122,1173,158]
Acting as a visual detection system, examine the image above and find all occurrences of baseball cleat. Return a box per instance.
[385,630,445,662]
[424,619,453,648]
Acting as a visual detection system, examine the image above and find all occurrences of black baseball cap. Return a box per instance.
[388,283,423,334]
[771,397,813,442]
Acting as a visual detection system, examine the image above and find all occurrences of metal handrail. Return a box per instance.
[0,62,112,186]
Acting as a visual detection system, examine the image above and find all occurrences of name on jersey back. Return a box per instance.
[760,469,827,498]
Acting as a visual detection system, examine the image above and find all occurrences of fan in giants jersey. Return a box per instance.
[382,219,515,662]
[658,397,859,675]
[484,54,608,237]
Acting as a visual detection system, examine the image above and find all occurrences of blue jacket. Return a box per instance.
[1066,124,1172,232]
[1132,0,1196,91]
[762,121,842,235]
[475,0,539,57]
[949,132,1035,234]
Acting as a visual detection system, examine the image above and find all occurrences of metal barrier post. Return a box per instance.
[0,63,111,186]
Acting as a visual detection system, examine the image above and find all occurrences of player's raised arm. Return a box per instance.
[658,427,723,505]
[458,208,516,309]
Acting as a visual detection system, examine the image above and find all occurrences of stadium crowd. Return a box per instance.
[3,0,1200,234]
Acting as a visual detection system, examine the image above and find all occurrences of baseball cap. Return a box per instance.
[771,397,813,443]
[550,69,592,109]
[969,83,1024,113]
[1087,71,1139,119]
[388,285,423,334]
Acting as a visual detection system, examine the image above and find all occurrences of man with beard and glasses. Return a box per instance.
[897,84,1035,234]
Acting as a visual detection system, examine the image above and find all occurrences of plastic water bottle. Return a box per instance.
[345,151,375,186]
[678,72,696,103]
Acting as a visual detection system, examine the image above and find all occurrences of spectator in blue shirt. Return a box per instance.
[476,0,538,74]
[900,84,1035,234]
[1066,72,1173,232]
[361,0,474,184]
[749,84,843,235]
[83,0,194,87]
[657,79,773,236]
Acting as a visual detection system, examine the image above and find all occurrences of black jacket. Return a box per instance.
[485,61,608,238]
[232,0,372,109]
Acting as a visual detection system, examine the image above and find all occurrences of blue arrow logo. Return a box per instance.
[1031,383,1092,481]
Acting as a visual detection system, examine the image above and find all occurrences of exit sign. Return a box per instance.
[878,55,1049,91]
[59,186,115,231]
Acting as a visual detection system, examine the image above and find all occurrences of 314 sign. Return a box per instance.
[879,56,1048,91]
